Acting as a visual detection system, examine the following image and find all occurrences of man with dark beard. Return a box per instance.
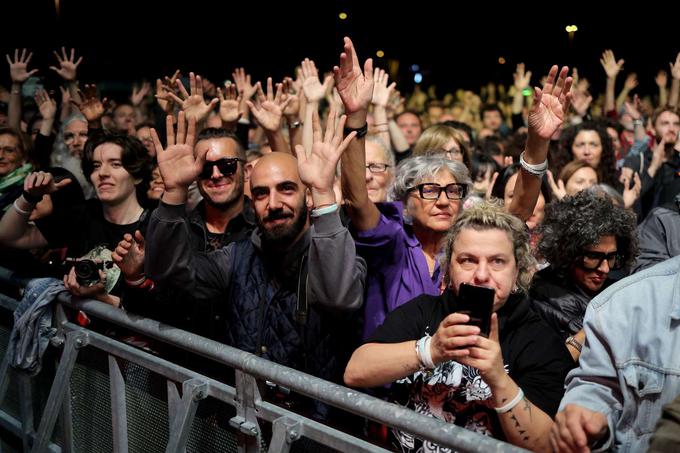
[189,128,255,252]
[146,112,366,390]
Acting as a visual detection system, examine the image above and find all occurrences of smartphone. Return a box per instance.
[454,283,495,337]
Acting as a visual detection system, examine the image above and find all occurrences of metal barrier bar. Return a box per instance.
[108,355,129,453]
[18,373,35,451]
[62,296,527,453]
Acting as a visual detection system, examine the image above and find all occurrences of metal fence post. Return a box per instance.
[31,331,88,453]
[230,370,262,453]
[267,417,303,453]
[165,378,208,453]
[18,373,35,451]
[109,355,129,453]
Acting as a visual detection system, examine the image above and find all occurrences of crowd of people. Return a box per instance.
[1,40,680,451]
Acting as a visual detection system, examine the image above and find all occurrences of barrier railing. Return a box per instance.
[0,271,528,453]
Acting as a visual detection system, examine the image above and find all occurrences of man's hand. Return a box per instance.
[131,81,151,107]
[600,49,624,79]
[333,37,374,116]
[150,111,202,194]
[63,267,107,299]
[112,230,145,279]
[71,84,108,123]
[550,404,608,453]
[245,78,291,133]
[371,68,396,108]
[23,171,72,201]
[232,67,258,101]
[300,58,332,103]
[6,48,38,84]
[217,82,242,124]
[49,47,83,82]
[164,72,219,123]
[35,89,57,121]
[513,63,532,91]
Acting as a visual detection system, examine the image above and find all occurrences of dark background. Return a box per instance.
[2,0,678,100]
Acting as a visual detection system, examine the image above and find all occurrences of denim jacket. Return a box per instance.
[559,256,680,452]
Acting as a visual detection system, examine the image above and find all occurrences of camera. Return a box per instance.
[73,259,114,286]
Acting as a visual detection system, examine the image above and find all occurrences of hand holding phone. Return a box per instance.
[454,283,495,337]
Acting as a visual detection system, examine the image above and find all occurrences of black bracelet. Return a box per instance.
[22,191,43,204]
[343,123,368,139]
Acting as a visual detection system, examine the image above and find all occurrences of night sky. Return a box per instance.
[3,1,678,101]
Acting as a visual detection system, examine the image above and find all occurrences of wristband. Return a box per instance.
[310,203,338,217]
[519,151,548,177]
[13,199,32,216]
[494,387,524,413]
[343,123,368,139]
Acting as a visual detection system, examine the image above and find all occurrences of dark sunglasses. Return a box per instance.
[579,251,622,271]
[199,157,244,179]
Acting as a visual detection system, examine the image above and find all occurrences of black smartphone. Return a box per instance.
[454,283,495,337]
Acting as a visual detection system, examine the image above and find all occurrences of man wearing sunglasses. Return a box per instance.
[530,190,638,342]
[189,127,255,253]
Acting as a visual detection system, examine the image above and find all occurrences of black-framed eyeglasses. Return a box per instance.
[408,183,467,200]
[199,157,244,179]
[579,251,622,270]
[366,163,391,173]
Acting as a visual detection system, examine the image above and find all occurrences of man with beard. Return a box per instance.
[146,112,366,390]
[623,106,680,216]
[188,128,255,253]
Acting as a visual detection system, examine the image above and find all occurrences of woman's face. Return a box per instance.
[442,138,464,163]
[565,166,598,196]
[147,166,165,200]
[449,227,519,311]
[503,172,545,230]
[406,169,462,234]
[570,234,617,295]
[571,130,603,168]
[365,141,393,203]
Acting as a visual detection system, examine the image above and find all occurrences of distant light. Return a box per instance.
[339,12,348,20]
[414,73,423,84]
[522,88,533,97]
[565,25,578,32]
[376,50,385,58]
[498,57,506,65]
[411,64,420,72]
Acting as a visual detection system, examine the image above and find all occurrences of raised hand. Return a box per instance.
[23,171,72,200]
[546,170,567,200]
[623,73,638,91]
[131,81,151,106]
[164,72,219,123]
[333,37,374,114]
[656,70,668,88]
[155,71,181,114]
[622,172,642,209]
[49,47,83,82]
[34,89,57,120]
[371,68,396,107]
[294,107,357,199]
[217,82,242,124]
[670,52,680,80]
[300,58,331,103]
[527,65,573,140]
[281,77,301,119]
[600,49,624,79]
[150,111,201,192]
[245,78,291,132]
[513,63,532,91]
[6,48,38,83]
[623,94,642,121]
[71,84,108,122]
[232,67,258,101]
[112,230,145,279]
[571,89,593,117]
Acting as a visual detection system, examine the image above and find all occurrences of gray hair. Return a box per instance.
[588,184,624,208]
[366,136,395,168]
[391,155,471,202]
[61,113,88,132]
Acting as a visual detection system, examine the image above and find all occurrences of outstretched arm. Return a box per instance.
[6,48,38,130]
[509,65,572,222]
[334,37,381,231]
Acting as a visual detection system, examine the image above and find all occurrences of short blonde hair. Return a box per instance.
[441,200,536,293]
[412,124,471,168]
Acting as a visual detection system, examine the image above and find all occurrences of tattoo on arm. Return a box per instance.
[522,397,532,421]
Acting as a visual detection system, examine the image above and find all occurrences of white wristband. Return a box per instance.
[310,203,338,218]
[13,199,32,216]
[417,336,436,370]
[494,387,525,413]
[519,151,548,177]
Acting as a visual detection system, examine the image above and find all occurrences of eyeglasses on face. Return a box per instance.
[199,157,244,179]
[579,251,622,270]
[366,163,391,173]
[408,183,467,200]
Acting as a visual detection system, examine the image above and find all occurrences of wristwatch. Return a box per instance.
[565,335,583,353]
[343,123,368,139]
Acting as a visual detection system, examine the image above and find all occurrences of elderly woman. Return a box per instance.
[333,37,573,338]
[531,190,638,342]
[345,202,574,452]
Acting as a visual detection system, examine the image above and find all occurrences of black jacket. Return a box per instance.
[633,206,680,273]
[530,266,611,340]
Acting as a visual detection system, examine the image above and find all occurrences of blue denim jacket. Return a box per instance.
[559,256,680,452]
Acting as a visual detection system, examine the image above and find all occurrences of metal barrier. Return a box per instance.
[0,273,528,453]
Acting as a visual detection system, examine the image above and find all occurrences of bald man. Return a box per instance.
[146,114,366,392]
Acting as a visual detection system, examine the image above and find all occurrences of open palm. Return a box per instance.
[333,37,374,114]
[151,112,202,191]
[528,65,572,140]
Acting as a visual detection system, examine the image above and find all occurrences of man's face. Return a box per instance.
[250,154,309,247]
[90,143,139,206]
[0,134,23,177]
[196,138,245,210]
[654,111,680,144]
[482,110,503,131]
[135,126,156,156]
[64,120,88,158]
[113,105,135,132]
[396,113,422,146]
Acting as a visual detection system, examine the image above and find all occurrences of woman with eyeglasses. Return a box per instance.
[412,124,472,170]
[530,190,638,347]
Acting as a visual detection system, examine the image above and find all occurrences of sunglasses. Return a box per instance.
[579,251,622,270]
[199,157,244,179]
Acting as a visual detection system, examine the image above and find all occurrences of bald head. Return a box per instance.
[250,152,301,188]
